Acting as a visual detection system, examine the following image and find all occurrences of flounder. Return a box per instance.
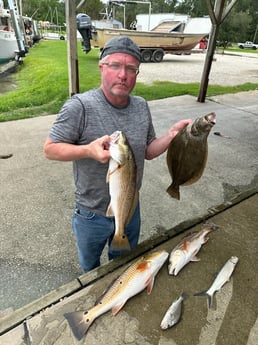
[166,112,216,200]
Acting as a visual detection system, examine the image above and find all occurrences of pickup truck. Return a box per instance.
[237,41,258,50]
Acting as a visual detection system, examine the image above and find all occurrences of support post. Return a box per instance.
[198,0,238,103]
[65,0,79,96]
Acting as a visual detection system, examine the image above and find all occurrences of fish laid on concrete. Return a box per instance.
[106,130,138,251]
[64,250,169,340]
[168,223,219,276]
[166,112,216,200]
[160,293,185,330]
[194,256,239,308]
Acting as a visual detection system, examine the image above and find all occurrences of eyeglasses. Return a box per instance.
[101,62,139,75]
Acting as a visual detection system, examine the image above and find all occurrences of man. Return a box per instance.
[44,36,191,272]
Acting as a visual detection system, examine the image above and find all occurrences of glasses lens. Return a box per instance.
[104,62,138,74]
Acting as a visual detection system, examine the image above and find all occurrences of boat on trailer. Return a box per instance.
[91,26,205,62]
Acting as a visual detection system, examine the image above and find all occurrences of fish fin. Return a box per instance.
[191,255,200,262]
[166,184,180,200]
[106,170,110,183]
[181,292,188,300]
[207,294,213,308]
[106,163,120,182]
[193,291,213,308]
[112,301,127,316]
[146,275,155,295]
[110,233,131,251]
[193,290,207,297]
[203,237,209,244]
[106,203,114,217]
[64,311,93,341]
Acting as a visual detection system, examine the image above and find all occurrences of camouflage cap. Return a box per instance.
[100,35,141,62]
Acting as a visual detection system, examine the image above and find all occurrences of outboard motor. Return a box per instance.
[76,13,92,53]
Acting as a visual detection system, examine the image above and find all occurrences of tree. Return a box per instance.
[7,0,257,43]
[218,9,251,43]
[17,0,66,26]
[79,0,105,20]
[174,0,208,16]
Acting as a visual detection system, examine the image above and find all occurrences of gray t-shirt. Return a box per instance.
[49,88,156,215]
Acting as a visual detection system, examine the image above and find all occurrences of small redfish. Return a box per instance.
[160,293,185,330]
[64,250,169,340]
[168,223,219,275]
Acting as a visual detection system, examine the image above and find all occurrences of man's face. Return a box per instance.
[99,53,140,105]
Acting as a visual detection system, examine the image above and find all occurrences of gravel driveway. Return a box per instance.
[137,51,258,86]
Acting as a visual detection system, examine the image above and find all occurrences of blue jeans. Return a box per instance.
[72,203,141,272]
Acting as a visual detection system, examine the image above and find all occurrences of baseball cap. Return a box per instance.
[100,36,141,62]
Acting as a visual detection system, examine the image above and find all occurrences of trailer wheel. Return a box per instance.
[152,49,164,62]
[141,49,152,62]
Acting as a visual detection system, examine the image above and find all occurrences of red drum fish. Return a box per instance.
[106,130,138,251]
[64,250,169,340]
[168,223,219,275]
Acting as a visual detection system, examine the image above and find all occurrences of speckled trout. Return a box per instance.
[64,250,169,340]
[106,130,138,251]
[168,223,219,275]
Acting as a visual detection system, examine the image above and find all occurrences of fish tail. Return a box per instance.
[194,290,213,308]
[110,233,131,251]
[181,291,188,300]
[166,184,180,200]
[207,293,213,308]
[64,311,94,341]
[202,222,220,231]
[193,290,207,297]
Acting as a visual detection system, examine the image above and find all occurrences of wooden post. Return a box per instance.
[65,0,79,96]
[198,0,238,103]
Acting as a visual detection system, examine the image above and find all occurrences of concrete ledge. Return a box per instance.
[0,187,257,337]
[0,279,81,335]
[0,61,17,77]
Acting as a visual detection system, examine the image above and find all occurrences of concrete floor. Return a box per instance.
[0,192,257,344]
[0,90,257,314]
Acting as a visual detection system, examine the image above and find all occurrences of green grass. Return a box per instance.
[0,40,258,122]
[218,44,258,54]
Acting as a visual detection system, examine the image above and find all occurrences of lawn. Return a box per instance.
[0,40,257,122]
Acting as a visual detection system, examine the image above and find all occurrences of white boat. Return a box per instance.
[0,1,18,63]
